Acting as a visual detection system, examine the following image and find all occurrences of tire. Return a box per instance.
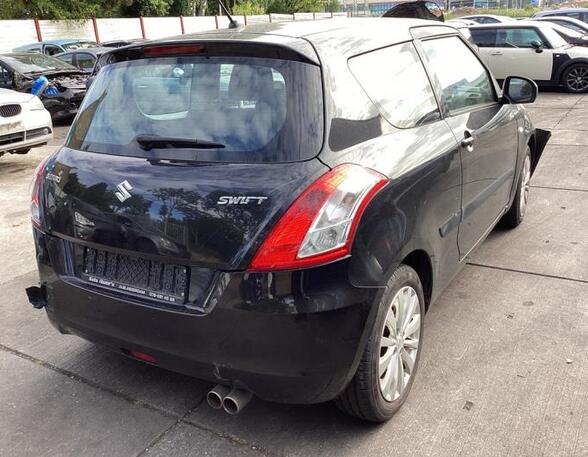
[562,63,588,93]
[13,148,31,155]
[499,147,531,229]
[335,264,425,422]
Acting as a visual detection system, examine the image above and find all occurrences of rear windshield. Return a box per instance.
[67,56,324,163]
[61,41,97,50]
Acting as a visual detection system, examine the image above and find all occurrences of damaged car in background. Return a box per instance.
[0,53,86,120]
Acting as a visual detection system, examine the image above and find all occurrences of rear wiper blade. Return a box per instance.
[135,134,225,150]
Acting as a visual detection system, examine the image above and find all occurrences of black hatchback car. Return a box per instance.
[28,18,549,422]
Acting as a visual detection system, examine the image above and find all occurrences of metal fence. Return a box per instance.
[0,12,348,53]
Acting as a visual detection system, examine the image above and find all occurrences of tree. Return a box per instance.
[266,0,324,13]
[124,0,171,16]
[0,0,131,19]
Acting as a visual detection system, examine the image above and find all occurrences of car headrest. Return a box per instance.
[228,65,274,102]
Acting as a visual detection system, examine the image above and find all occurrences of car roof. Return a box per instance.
[146,18,456,58]
[13,39,96,50]
[57,47,110,56]
[470,20,551,29]
[533,15,588,24]
[44,39,96,45]
[463,14,505,18]
[535,8,588,15]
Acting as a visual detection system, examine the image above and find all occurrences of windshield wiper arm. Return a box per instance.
[135,134,226,150]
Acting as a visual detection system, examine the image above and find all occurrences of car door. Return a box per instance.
[43,44,62,56]
[419,35,519,258]
[0,63,13,89]
[486,27,553,80]
[74,53,97,73]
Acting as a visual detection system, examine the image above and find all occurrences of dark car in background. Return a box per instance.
[0,53,86,120]
[100,39,145,48]
[13,39,97,56]
[532,8,588,23]
[532,15,588,34]
[55,47,111,73]
[27,18,549,422]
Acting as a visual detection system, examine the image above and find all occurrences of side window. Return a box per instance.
[0,64,13,88]
[58,53,74,65]
[495,28,545,48]
[44,45,61,56]
[556,21,584,33]
[470,28,497,47]
[76,53,96,70]
[348,42,439,129]
[421,36,496,114]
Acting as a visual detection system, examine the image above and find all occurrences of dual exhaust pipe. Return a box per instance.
[206,385,252,415]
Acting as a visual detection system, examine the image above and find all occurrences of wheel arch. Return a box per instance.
[556,57,588,85]
[400,249,433,311]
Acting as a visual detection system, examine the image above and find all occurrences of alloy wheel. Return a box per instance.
[566,66,588,92]
[519,154,531,218]
[378,286,421,402]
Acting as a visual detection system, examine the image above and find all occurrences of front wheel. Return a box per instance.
[563,63,588,93]
[335,265,425,422]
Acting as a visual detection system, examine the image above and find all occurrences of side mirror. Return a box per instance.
[531,40,543,53]
[502,76,538,104]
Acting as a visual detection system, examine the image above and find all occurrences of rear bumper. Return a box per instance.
[35,232,379,404]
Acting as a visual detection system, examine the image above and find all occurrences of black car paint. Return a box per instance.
[30,21,549,404]
[0,56,87,120]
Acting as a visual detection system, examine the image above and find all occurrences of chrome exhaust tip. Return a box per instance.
[222,388,253,415]
[206,385,231,410]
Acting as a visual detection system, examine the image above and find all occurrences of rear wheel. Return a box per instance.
[562,63,588,93]
[12,148,31,155]
[336,264,424,422]
[499,147,531,229]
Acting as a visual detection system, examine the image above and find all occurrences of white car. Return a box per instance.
[470,21,588,92]
[459,14,517,24]
[532,16,588,35]
[0,89,52,157]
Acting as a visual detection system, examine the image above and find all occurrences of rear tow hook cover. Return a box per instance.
[25,285,47,309]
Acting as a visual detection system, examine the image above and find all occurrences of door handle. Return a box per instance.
[490,51,503,56]
[461,133,474,152]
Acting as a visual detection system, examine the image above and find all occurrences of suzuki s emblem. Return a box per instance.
[115,180,133,203]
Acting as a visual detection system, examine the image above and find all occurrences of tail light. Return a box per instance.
[31,156,50,229]
[249,164,388,271]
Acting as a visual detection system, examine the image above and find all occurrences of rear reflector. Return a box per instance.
[126,349,158,364]
[30,155,51,229]
[249,164,388,271]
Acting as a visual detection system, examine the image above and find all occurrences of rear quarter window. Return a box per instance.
[348,42,440,129]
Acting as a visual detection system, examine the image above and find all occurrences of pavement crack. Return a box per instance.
[0,342,180,418]
[181,417,276,457]
[531,185,588,193]
[466,262,588,285]
[0,342,273,457]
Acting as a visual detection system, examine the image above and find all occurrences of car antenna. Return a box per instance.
[217,0,240,29]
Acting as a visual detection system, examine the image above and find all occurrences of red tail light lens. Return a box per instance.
[249,164,388,271]
[31,156,50,229]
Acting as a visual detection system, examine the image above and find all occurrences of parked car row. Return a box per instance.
[465,19,588,92]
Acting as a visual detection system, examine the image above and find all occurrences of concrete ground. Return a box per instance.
[0,93,586,457]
